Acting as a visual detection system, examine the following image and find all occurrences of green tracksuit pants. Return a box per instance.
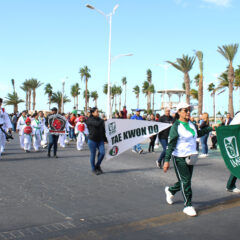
[169,156,193,207]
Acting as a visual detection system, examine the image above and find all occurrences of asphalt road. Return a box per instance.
[0,134,240,240]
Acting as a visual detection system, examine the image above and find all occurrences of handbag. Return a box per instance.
[185,153,198,165]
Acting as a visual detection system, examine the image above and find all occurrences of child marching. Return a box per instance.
[21,117,33,152]
[75,116,88,151]
[16,110,27,149]
[32,113,43,151]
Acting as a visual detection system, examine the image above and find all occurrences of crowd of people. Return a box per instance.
[1,97,240,217]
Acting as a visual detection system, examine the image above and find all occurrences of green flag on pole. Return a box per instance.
[216,125,240,179]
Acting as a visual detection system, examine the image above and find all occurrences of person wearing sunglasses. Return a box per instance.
[163,102,214,217]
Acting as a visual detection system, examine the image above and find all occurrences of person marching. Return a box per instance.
[163,103,214,217]
[0,98,12,157]
[58,114,71,148]
[45,107,59,158]
[75,116,88,151]
[21,117,33,152]
[86,107,107,175]
[31,113,43,151]
[16,110,27,149]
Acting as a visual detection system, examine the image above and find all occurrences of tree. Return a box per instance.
[217,43,239,117]
[4,92,24,113]
[82,90,90,109]
[11,79,16,93]
[167,55,196,104]
[20,80,31,111]
[29,78,43,111]
[79,66,91,114]
[149,84,155,112]
[195,51,203,115]
[190,89,198,100]
[142,69,153,113]
[133,85,140,109]
[103,83,108,95]
[44,83,53,110]
[111,85,118,112]
[71,83,80,109]
[122,77,127,107]
[234,65,240,110]
[208,83,217,120]
[91,91,98,107]
[51,91,71,113]
[116,86,122,112]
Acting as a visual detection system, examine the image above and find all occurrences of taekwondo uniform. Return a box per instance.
[17,115,27,149]
[32,118,43,151]
[75,118,88,150]
[0,107,12,157]
[59,120,71,148]
[20,118,33,152]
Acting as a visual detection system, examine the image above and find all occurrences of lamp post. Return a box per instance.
[86,3,119,119]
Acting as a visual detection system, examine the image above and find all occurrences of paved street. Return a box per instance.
[0,134,240,240]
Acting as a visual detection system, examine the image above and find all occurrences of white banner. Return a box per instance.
[105,119,171,160]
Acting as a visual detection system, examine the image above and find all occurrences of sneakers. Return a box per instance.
[156,160,161,169]
[183,206,197,217]
[226,188,240,193]
[198,154,208,158]
[165,187,174,204]
[139,149,143,154]
[96,166,103,174]
[132,149,137,153]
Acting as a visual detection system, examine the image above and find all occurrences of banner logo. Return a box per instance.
[108,122,116,135]
[224,136,239,159]
[109,146,119,156]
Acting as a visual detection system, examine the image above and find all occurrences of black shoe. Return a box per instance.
[96,166,103,174]
[92,169,100,175]
[47,153,51,157]
[54,155,58,158]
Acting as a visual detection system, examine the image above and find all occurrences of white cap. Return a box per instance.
[176,102,190,112]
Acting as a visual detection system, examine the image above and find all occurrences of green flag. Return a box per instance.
[216,125,240,179]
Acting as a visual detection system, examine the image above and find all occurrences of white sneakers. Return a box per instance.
[183,206,197,217]
[165,187,174,204]
[226,188,240,193]
[198,154,208,158]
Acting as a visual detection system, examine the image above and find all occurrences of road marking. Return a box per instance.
[72,197,240,240]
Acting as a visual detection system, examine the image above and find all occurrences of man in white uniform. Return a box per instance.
[0,98,12,157]
[16,110,27,149]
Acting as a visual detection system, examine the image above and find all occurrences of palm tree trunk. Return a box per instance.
[33,89,36,110]
[58,103,61,113]
[14,104,17,114]
[76,95,79,110]
[115,95,117,112]
[198,72,203,115]
[147,92,151,112]
[152,93,155,112]
[119,95,121,112]
[28,90,32,111]
[95,98,97,107]
[85,80,88,114]
[124,85,127,107]
[137,95,139,109]
[228,64,234,117]
[184,73,191,104]
[25,92,28,110]
[48,95,51,110]
[74,97,76,108]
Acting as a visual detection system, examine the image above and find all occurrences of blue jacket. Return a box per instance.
[131,115,143,120]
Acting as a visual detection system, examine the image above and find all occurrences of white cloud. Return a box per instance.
[202,0,231,7]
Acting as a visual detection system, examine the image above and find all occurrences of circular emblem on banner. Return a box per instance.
[109,146,119,156]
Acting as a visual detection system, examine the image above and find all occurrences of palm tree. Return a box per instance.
[133,85,140,109]
[79,66,91,114]
[116,86,122,112]
[208,83,217,121]
[149,84,155,112]
[103,83,108,95]
[122,77,127,107]
[111,85,118,112]
[20,80,31,111]
[142,81,151,112]
[44,83,53,110]
[4,92,24,113]
[218,70,229,92]
[71,83,80,109]
[167,55,196,104]
[82,90,90,110]
[11,79,16,93]
[195,51,203,115]
[29,78,43,110]
[234,65,240,110]
[51,91,71,113]
[217,44,239,117]
[91,91,99,107]
[190,89,198,100]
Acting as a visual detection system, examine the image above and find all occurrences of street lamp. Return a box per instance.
[86,3,119,119]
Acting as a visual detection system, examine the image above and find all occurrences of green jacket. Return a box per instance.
[165,120,212,162]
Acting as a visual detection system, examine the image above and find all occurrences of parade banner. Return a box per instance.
[216,125,240,179]
[48,114,66,135]
[105,119,171,160]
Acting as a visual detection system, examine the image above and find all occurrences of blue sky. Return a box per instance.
[0,0,240,115]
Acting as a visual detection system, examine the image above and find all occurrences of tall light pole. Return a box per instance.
[86,3,119,119]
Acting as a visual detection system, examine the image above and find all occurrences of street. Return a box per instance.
[0,135,239,240]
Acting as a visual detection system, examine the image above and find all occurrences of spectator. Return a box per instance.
[69,113,77,141]
[199,112,210,158]
[225,113,232,126]
[122,106,127,119]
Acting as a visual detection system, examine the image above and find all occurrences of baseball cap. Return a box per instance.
[51,107,58,112]
[176,102,190,112]
[136,108,140,112]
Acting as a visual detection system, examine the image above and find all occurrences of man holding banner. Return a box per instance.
[163,103,214,217]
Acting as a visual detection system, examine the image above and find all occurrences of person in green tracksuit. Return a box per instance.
[163,102,215,217]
